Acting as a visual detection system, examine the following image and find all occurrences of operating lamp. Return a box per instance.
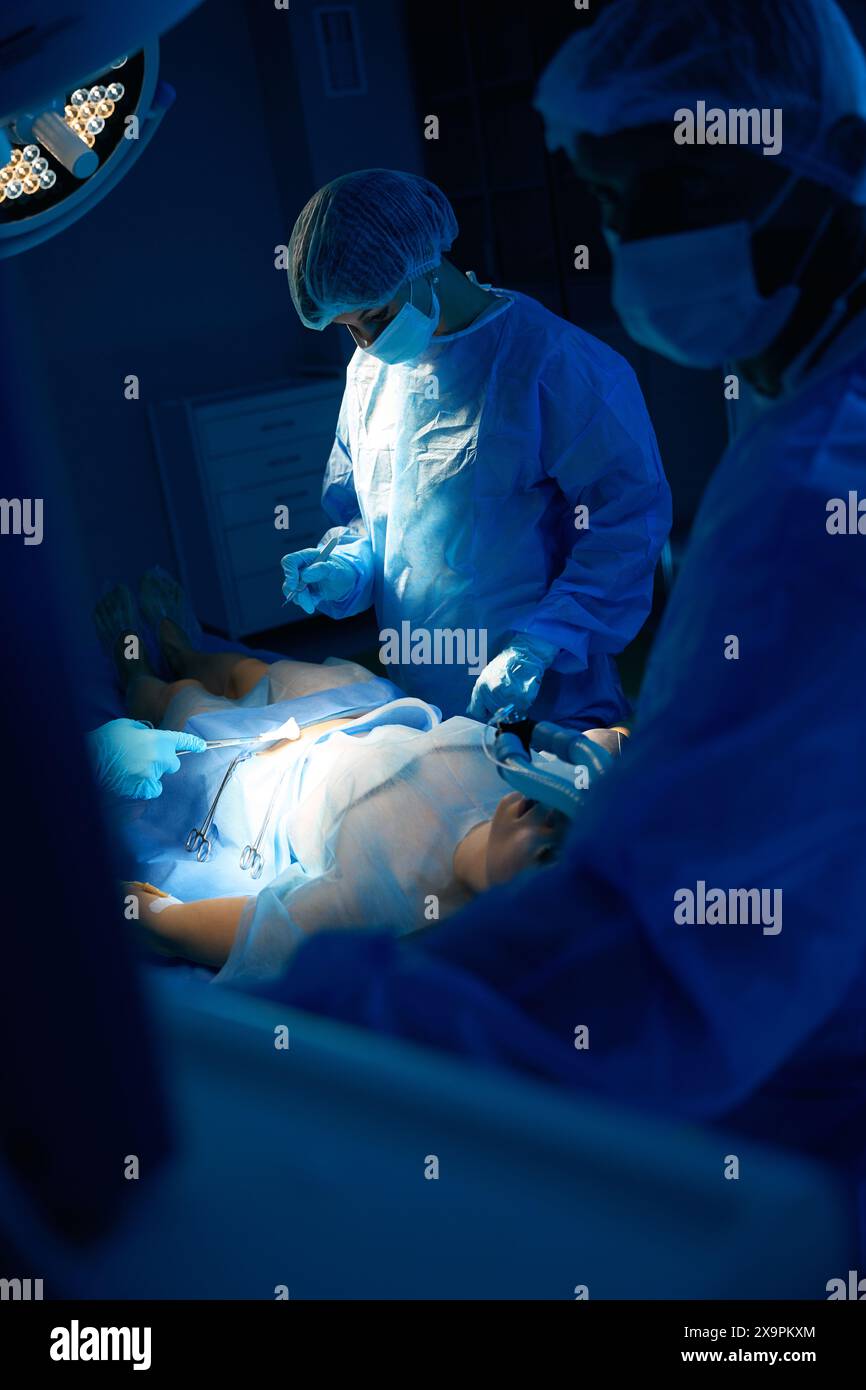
[0,0,203,256]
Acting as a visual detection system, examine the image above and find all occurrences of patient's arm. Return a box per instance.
[124,883,247,967]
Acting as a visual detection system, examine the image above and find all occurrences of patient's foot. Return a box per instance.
[93,585,155,689]
[157,615,194,678]
[140,567,203,649]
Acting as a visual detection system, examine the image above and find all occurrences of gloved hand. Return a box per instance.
[467,634,559,721]
[281,546,357,614]
[87,719,206,800]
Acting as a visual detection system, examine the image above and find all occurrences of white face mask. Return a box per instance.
[604,176,828,369]
[362,274,440,365]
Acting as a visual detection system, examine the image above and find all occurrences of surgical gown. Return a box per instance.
[315,288,671,725]
[260,313,866,1205]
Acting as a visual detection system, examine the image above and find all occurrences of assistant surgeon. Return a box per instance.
[280,169,671,727]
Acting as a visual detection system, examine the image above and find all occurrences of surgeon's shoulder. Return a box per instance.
[343,343,384,391]
[506,290,639,394]
[742,359,866,498]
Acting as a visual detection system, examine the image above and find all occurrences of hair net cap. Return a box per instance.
[288,169,459,329]
[535,0,866,206]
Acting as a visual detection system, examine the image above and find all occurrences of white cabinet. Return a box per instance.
[150,378,344,638]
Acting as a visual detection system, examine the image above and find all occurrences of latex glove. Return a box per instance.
[468,635,559,721]
[281,546,357,614]
[87,719,206,800]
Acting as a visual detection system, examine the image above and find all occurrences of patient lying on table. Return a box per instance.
[102,587,577,988]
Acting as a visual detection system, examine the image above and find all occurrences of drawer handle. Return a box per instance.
[267,455,301,467]
[260,418,296,432]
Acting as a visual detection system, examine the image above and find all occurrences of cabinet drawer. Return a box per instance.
[203,438,330,496]
[224,516,326,579]
[196,391,342,459]
[234,568,301,636]
[217,473,325,529]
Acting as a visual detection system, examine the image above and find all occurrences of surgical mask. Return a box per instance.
[604,176,827,368]
[363,274,440,365]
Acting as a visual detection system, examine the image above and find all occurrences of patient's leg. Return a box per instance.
[99,627,197,727]
[139,569,270,699]
[119,618,269,725]
[92,587,196,725]
[158,617,269,700]
[159,616,363,704]
[123,614,328,724]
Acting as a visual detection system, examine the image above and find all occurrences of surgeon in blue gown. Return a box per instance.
[257,0,866,1236]
[281,168,671,727]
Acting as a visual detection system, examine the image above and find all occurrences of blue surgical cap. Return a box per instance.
[288,169,459,329]
[535,0,866,205]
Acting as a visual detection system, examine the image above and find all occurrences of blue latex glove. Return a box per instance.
[87,719,206,800]
[281,546,357,614]
[468,635,559,721]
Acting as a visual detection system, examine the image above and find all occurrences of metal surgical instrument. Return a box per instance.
[177,718,301,756]
[179,736,281,755]
[239,762,292,880]
[185,750,252,864]
[284,534,340,602]
[184,719,301,865]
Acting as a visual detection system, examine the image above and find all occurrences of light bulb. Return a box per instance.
[106,82,125,102]
[31,156,48,175]
[22,144,40,162]
[78,102,94,119]
[88,85,107,102]
[96,100,115,118]
[6,179,22,199]
[83,133,95,148]
[0,187,5,204]
[38,169,56,190]
[0,167,12,184]
[9,149,22,164]
[22,174,40,195]
[70,119,85,134]
[85,116,105,136]
[71,88,89,105]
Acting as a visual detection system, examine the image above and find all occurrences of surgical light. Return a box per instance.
[0,42,177,258]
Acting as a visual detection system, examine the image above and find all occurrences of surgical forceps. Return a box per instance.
[185,750,253,863]
[185,723,300,866]
[177,728,299,756]
[239,762,292,880]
